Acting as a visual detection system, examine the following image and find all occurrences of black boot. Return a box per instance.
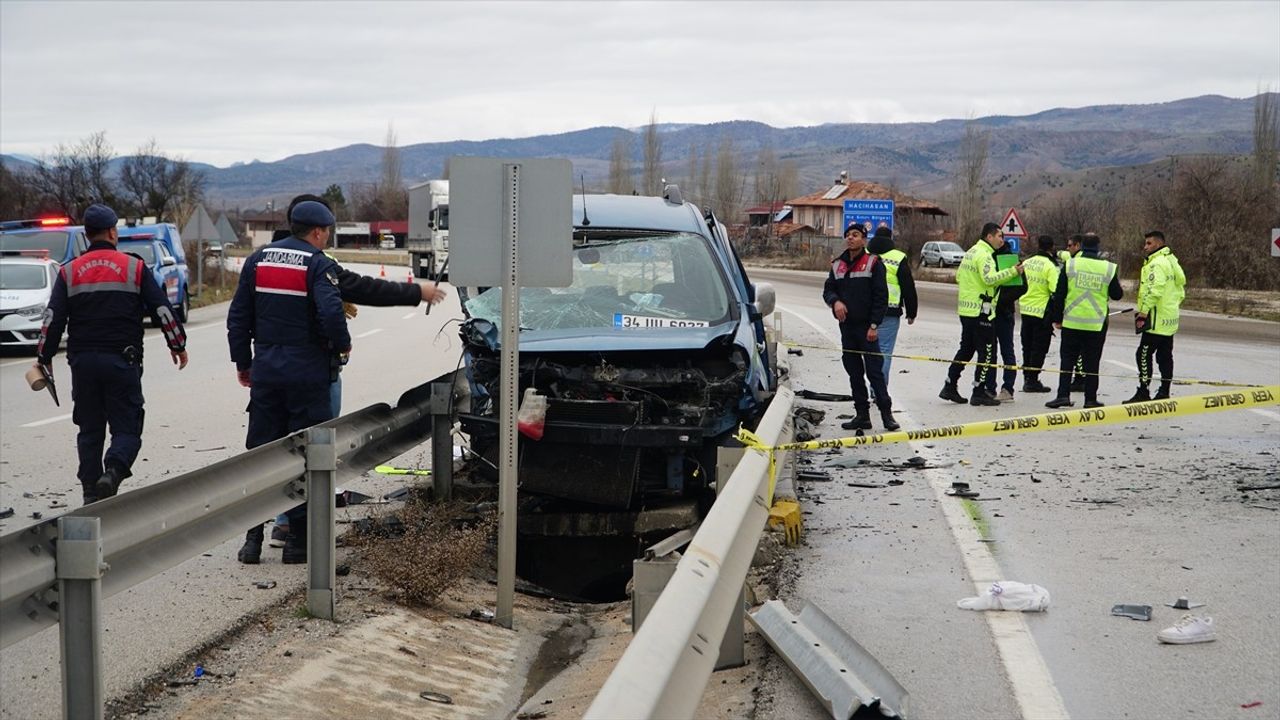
[1083,399,1104,409]
[94,465,124,500]
[1022,376,1052,393]
[1045,396,1074,409]
[841,408,872,431]
[80,481,99,506]
[939,382,967,404]
[970,387,1000,406]
[1122,387,1150,404]
[879,406,900,432]
[1070,377,1086,393]
[1153,383,1171,400]
[238,525,264,564]
[281,529,307,565]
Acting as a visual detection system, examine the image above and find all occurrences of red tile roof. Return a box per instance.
[786,181,947,215]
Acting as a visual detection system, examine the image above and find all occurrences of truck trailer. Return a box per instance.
[407,179,448,280]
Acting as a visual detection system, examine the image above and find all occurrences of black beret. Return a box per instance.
[82,204,118,231]
[872,226,892,241]
[289,200,335,227]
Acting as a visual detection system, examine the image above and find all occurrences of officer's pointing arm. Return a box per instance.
[335,264,423,306]
[314,258,352,353]
[139,267,187,368]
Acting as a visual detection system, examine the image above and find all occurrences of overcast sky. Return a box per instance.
[2,1,1277,168]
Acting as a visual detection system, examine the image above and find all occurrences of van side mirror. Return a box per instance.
[752,282,776,317]
[161,256,176,267]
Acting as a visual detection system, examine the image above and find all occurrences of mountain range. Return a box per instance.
[2,94,1269,212]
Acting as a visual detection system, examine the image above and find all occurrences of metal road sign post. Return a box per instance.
[451,156,572,629]
[305,427,337,621]
[430,381,454,501]
[842,199,894,237]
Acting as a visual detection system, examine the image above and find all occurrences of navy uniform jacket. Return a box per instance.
[822,249,888,327]
[227,236,351,386]
[39,241,186,364]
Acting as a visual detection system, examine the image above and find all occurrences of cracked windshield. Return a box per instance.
[464,232,730,331]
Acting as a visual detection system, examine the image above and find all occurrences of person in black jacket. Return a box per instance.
[38,204,189,504]
[822,223,898,432]
[983,241,1026,401]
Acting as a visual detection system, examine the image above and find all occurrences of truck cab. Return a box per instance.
[407,179,449,280]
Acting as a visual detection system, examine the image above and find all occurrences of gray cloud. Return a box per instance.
[2,0,1276,166]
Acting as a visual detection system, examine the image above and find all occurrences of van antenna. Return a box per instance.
[579,174,591,226]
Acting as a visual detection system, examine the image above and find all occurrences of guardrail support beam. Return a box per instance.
[430,381,454,501]
[306,427,337,621]
[57,516,105,720]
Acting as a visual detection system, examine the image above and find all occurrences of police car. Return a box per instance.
[0,216,88,265]
[118,236,191,322]
[0,253,59,347]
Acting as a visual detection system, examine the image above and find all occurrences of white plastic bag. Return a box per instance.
[517,388,548,441]
[958,581,1050,612]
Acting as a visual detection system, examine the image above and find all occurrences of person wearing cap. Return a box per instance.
[227,200,350,564]
[1124,230,1185,403]
[262,193,449,548]
[1059,234,1087,392]
[940,223,1024,406]
[866,226,917,399]
[823,223,898,432]
[36,203,189,504]
[1018,235,1061,393]
[1045,233,1123,409]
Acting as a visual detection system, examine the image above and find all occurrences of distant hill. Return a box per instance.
[4,94,1270,211]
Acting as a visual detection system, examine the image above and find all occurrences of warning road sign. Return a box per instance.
[1000,208,1028,238]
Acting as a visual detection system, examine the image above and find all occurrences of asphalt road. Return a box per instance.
[752,269,1280,719]
[0,261,463,719]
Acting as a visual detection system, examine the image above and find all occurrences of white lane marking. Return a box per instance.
[1,358,34,368]
[184,322,223,333]
[779,302,1071,720]
[21,413,72,428]
[355,328,384,339]
[402,312,417,320]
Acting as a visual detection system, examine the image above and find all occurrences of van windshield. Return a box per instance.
[465,232,730,331]
[119,241,156,265]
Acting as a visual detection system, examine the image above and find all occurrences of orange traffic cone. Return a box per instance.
[407,270,413,282]
[379,265,386,277]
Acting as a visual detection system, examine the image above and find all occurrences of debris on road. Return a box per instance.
[1237,483,1280,492]
[468,608,495,623]
[946,482,979,498]
[253,580,277,590]
[1242,701,1263,709]
[846,482,886,489]
[0,507,13,519]
[796,470,833,482]
[795,389,855,402]
[1071,498,1119,504]
[419,690,453,704]
[1165,596,1206,610]
[194,446,227,452]
[1111,604,1153,621]
[958,581,1051,612]
[787,348,804,356]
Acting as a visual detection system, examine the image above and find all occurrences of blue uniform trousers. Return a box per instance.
[69,350,144,484]
[247,382,334,528]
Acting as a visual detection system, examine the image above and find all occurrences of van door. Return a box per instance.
[157,242,180,304]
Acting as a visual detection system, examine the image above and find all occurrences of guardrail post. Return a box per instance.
[57,516,105,720]
[306,427,337,621]
[430,381,453,501]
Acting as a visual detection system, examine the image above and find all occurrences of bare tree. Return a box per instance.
[697,146,712,211]
[120,139,206,221]
[608,135,634,195]
[378,123,408,218]
[642,109,663,196]
[31,131,119,217]
[685,144,699,205]
[1253,88,1278,190]
[953,121,990,243]
[712,135,741,222]
[0,159,43,218]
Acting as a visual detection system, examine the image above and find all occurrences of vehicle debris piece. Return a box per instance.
[166,679,198,687]
[787,348,804,356]
[0,507,13,519]
[748,599,909,720]
[30,512,42,520]
[958,581,1050,612]
[846,482,886,489]
[887,479,905,486]
[1241,701,1263,709]
[419,690,453,705]
[336,489,374,507]
[1237,483,1280,492]
[904,456,927,468]
[1071,498,1118,504]
[194,446,226,452]
[796,470,833,482]
[1111,604,1153,621]
[253,580,277,590]
[383,486,413,501]
[946,482,979,498]
[468,608,495,623]
[796,389,855,402]
[517,712,549,720]
[1165,596,1206,610]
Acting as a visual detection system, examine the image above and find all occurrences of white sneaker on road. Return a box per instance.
[1157,614,1215,644]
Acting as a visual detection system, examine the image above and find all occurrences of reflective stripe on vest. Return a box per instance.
[64,252,143,296]
[831,253,878,279]
[1062,256,1116,331]
[879,249,905,308]
[1018,255,1056,318]
[255,247,311,298]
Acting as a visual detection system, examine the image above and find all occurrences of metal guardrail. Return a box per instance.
[0,377,445,717]
[585,384,795,719]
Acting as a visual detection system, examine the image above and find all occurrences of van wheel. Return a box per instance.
[177,288,190,323]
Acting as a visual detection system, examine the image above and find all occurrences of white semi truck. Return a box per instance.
[407,179,448,280]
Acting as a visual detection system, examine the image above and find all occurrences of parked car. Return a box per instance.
[118,224,190,322]
[921,240,965,268]
[0,217,88,265]
[0,254,59,348]
[118,238,191,322]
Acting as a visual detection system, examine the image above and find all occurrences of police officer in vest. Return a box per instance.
[227,200,351,563]
[866,226,917,400]
[940,223,1023,406]
[1018,235,1061,393]
[1058,234,1087,392]
[1124,230,1186,403]
[1045,234,1123,408]
[823,223,898,432]
[36,203,189,504]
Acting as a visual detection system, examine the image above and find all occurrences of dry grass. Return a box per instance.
[350,500,497,607]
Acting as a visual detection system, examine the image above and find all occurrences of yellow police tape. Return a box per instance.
[781,340,1263,389]
[740,386,1280,458]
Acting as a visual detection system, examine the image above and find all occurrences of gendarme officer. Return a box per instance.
[226,200,350,563]
[37,203,189,504]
